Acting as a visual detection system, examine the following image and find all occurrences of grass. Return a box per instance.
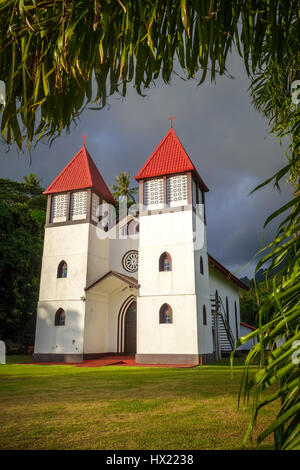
[0,356,277,450]
[5,354,33,364]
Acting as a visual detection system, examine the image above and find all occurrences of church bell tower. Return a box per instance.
[33,143,115,362]
[135,120,214,365]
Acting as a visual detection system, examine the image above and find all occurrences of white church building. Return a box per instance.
[33,125,249,365]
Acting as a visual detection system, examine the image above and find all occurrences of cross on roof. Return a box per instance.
[82,134,87,146]
[168,114,176,128]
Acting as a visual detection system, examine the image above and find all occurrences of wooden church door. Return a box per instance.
[124,301,137,354]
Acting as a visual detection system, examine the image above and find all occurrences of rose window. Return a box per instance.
[122,250,139,273]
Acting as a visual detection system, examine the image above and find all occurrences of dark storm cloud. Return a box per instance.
[0,52,292,278]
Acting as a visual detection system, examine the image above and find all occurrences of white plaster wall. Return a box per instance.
[193,212,214,355]
[109,237,139,278]
[35,224,91,355]
[83,292,108,353]
[195,294,213,355]
[209,267,241,341]
[36,216,139,357]
[82,220,138,354]
[137,295,199,355]
[34,300,85,354]
[237,324,258,351]
[139,211,196,296]
[86,223,109,287]
[86,217,139,285]
[137,210,201,355]
[139,210,194,247]
[39,224,90,301]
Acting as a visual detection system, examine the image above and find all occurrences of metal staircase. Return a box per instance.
[210,293,235,359]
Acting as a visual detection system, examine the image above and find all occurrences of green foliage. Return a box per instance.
[0,175,45,345]
[0,1,298,149]
[233,21,300,450]
[239,266,286,327]
[239,280,269,328]
[0,0,298,450]
[110,171,138,216]
[236,254,300,449]
[0,173,47,210]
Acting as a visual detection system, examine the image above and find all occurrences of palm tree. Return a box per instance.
[23,173,42,192]
[110,171,138,203]
[0,173,46,211]
[23,173,46,210]
[110,171,138,215]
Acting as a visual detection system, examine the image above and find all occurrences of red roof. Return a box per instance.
[240,321,256,331]
[135,128,209,192]
[43,145,115,204]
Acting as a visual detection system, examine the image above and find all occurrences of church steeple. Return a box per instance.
[44,144,115,203]
[135,126,208,213]
[136,124,212,365]
[135,127,208,192]
[44,144,115,226]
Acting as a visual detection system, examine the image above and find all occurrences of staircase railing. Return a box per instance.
[217,296,235,350]
[210,294,235,357]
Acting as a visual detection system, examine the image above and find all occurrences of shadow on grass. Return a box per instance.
[5,355,33,364]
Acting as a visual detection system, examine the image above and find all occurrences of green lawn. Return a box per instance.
[0,356,276,450]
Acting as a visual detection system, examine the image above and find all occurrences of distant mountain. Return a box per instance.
[255,268,268,283]
[239,260,286,286]
[239,276,251,287]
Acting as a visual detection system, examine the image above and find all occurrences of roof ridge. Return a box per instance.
[170,128,196,170]
[136,128,174,177]
[44,146,85,193]
[82,146,93,187]
[43,144,115,203]
[84,147,115,202]
[135,127,209,191]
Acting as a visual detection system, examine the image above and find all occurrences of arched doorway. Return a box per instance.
[124,301,137,354]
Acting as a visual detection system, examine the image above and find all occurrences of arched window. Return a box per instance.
[55,308,65,326]
[203,305,207,325]
[200,256,204,274]
[159,304,173,324]
[57,260,68,278]
[226,296,229,323]
[159,252,172,271]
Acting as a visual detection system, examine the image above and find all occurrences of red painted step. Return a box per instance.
[26,355,196,368]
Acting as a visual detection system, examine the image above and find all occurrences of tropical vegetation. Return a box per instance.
[0,1,298,150]
[234,18,300,449]
[0,175,46,347]
[0,0,299,449]
[110,171,138,216]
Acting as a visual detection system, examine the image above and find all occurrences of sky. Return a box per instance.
[0,51,292,279]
